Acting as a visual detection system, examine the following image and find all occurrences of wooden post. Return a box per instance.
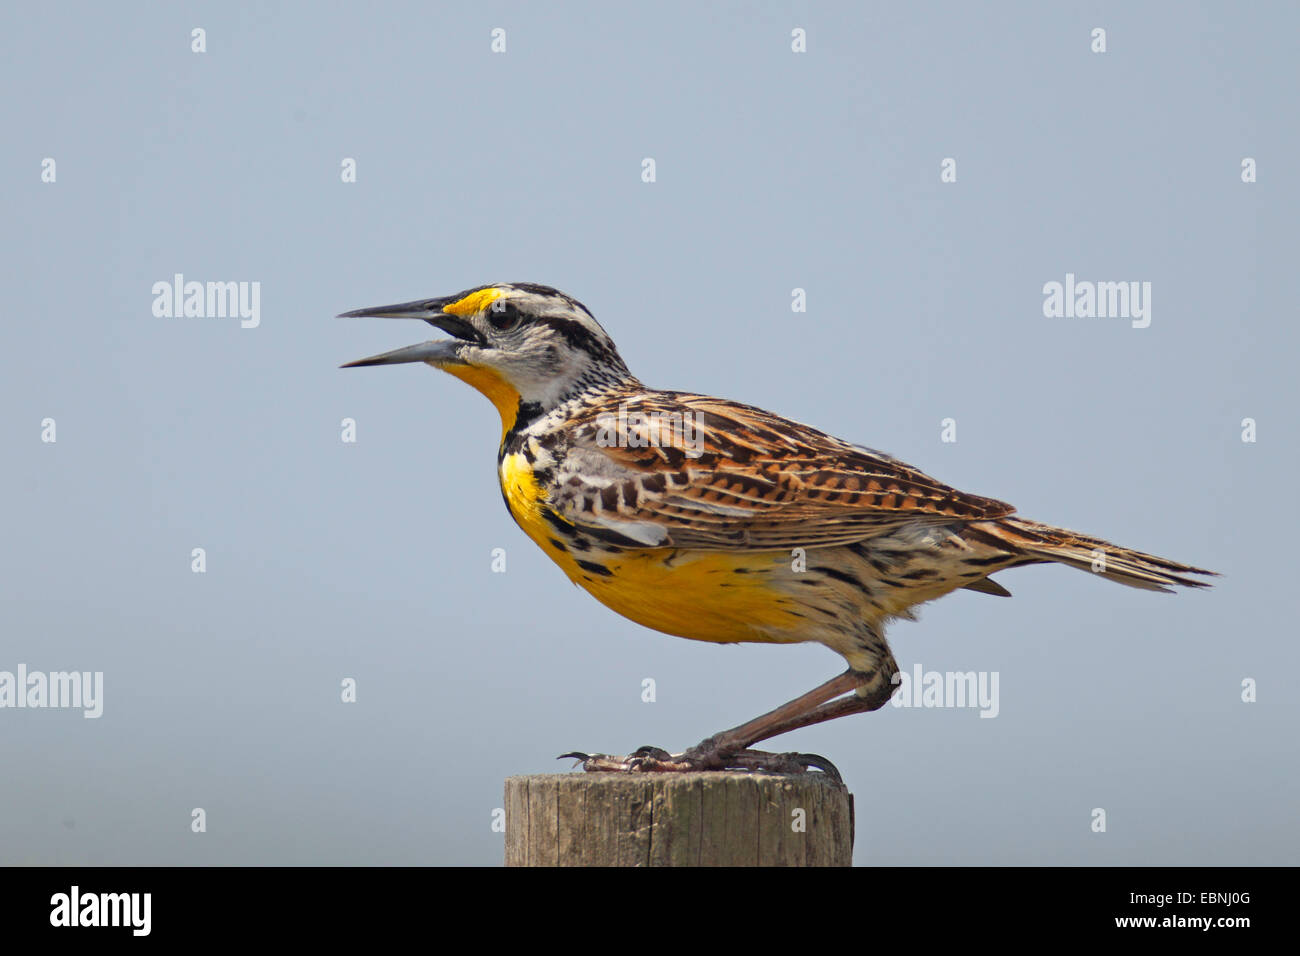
[504,772,853,866]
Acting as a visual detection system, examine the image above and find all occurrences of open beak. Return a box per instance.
[337,296,481,368]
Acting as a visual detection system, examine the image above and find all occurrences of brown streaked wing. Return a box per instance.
[547,391,1015,551]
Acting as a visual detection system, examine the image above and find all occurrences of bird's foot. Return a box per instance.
[559,742,842,784]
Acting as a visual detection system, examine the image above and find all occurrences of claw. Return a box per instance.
[557,746,845,783]
[558,744,845,784]
[792,752,843,785]
[631,745,674,761]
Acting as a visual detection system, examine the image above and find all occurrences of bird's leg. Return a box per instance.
[719,684,896,748]
[684,669,863,754]
[565,669,889,781]
[679,668,895,764]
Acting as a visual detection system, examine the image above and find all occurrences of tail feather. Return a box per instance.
[966,518,1216,593]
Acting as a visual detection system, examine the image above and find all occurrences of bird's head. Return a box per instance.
[340,282,633,438]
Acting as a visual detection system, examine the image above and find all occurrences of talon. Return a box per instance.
[791,752,844,785]
[631,745,673,761]
[559,743,845,781]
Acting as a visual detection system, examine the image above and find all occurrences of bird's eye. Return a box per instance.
[487,303,522,332]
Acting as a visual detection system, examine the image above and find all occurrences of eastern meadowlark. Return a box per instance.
[341,282,1214,778]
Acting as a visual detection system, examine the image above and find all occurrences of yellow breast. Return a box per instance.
[499,452,802,646]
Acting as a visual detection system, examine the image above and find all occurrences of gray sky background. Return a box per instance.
[2,1,1295,865]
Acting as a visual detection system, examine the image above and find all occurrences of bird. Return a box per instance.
[340,282,1214,778]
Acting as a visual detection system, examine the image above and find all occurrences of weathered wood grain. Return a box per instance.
[505,773,853,867]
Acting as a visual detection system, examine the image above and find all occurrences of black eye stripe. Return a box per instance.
[542,316,614,357]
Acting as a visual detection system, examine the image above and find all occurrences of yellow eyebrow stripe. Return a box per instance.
[443,288,502,316]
